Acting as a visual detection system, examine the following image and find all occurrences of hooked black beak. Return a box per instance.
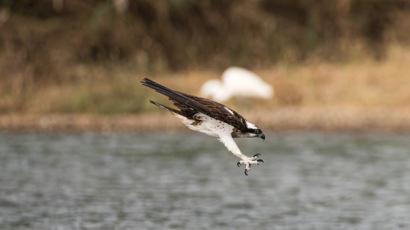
[258,133,265,141]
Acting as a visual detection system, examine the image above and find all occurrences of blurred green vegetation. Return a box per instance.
[49,81,148,114]
[0,0,409,114]
[1,0,410,72]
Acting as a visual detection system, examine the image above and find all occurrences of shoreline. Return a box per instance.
[1,107,409,134]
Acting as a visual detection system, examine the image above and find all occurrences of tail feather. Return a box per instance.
[141,77,209,117]
[149,100,183,116]
[141,78,178,99]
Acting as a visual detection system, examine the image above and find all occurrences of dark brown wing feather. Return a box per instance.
[181,94,248,131]
[141,78,248,131]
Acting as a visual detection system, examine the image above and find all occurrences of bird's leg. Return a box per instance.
[218,134,264,176]
[236,153,264,176]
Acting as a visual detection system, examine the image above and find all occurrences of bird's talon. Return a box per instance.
[253,153,261,158]
[238,155,263,175]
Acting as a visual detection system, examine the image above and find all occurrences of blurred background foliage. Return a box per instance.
[0,0,410,114]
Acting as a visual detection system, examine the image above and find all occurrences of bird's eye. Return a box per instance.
[255,129,261,134]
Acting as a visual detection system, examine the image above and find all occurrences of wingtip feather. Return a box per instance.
[140,77,151,85]
[140,78,161,87]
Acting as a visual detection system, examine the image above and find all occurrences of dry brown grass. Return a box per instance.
[2,45,410,113]
[146,45,410,110]
[0,46,409,132]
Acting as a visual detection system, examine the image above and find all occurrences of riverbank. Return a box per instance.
[2,47,410,115]
[1,107,409,133]
[1,47,409,133]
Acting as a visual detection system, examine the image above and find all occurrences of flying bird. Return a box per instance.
[141,78,265,175]
[200,67,274,102]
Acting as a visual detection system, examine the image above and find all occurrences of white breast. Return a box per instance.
[175,113,233,137]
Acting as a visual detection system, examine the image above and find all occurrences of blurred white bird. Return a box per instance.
[200,67,274,102]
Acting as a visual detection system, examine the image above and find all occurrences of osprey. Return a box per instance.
[141,78,265,175]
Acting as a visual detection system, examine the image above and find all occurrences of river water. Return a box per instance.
[0,132,409,230]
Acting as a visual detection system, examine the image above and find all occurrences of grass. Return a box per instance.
[1,1,410,132]
[0,45,409,132]
[1,45,409,116]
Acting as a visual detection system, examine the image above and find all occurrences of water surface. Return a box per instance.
[0,132,410,230]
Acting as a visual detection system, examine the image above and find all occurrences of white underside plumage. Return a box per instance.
[175,113,224,138]
[174,113,259,171]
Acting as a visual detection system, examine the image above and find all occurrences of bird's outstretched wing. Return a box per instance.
[141,78,249,131]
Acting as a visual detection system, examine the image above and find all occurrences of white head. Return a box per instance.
[232,120,265,140]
